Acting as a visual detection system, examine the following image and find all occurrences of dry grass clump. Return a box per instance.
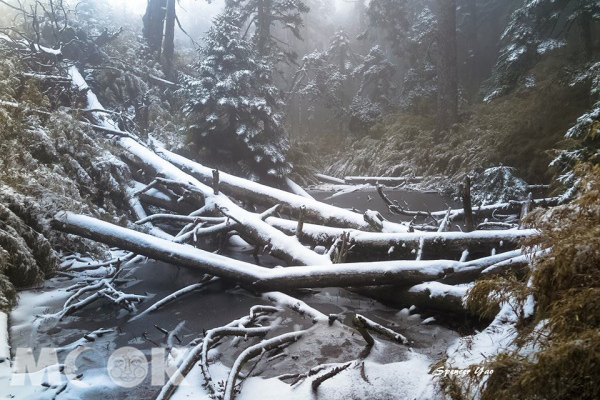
[466,274,530,321]
[451,164,600,400]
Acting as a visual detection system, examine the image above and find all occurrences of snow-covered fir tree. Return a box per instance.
[487,0,600,100]
[290,29,396,135]
[183,11,291,181]
[364,0,411,56]
[365,1,438,114]
[551,61,600,198]
[349,45,396,133]
[288,29,358,120]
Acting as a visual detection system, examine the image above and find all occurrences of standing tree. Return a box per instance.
[462,0,479,101]
[162,0,176,80]
[228,0,310,64]
[364,0,411,57]
[288,29,360,124]
[142,0,176,79]
[143,0,167,55]
[183,11,291,181]
[350,45,396,134]
[436,0,458,133]
[289,31,396,136]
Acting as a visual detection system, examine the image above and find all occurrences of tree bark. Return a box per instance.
[579,11,593,59]
[143,0,167,56]
[162,0,176,80]
[256,0,272,57]
[436,0,458,133]
[462,176,475,232]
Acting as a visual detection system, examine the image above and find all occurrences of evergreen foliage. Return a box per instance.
[183,11,291,180]
[290,30,396,135]
[488,0,600,100]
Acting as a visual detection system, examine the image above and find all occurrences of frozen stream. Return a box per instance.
[3,187,464,399]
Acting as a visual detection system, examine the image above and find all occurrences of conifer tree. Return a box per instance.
[183,11,290,180]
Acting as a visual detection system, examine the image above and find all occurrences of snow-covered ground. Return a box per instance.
[0,251,468,399]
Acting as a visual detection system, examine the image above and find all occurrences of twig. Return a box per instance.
[130,277,219,322]
[353,314,408,345]
[312,362,352,391]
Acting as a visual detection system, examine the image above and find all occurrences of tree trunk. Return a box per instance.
[162,0,176,80]
[579,11,593,59]
[155,147,410,233]
[436,0,458,134]
[52,212,480,290]
[265,217,537,257]
[465,0,479,101]
[143,0,167,56]
[256,0,272,57]
[462,176,475,232]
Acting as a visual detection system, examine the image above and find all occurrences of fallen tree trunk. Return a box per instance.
[344,176,422,185]
[154,147,409,233]
[377,186,560,222]
[266,217,537,256]
[353,281,470,314]
[315,173,345,184]
[51,212,514,290]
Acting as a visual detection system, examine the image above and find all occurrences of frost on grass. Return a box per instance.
[437,165,600,400]
[0,198,58,311]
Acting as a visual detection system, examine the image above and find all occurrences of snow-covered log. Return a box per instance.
[51,213,511,289]
[355,282,471,314]
[315,173,345,184]
[377,185,560,222]
[353,314,408,344]
[285,177,314,199]
[265,217,537,257]
[154,147,409,233]
[344,176,422,185]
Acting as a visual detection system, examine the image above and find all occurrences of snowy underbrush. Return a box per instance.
[0,59,138,311]
[436,165,600,399]
[320,57,591,199]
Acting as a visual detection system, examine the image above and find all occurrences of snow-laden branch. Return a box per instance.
[353,314,407,344]
[262,291,327,322]
[129,277,219,322]
[223,330,305,400]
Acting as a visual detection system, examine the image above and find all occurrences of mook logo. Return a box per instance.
[10,346,188,388]
[107,347,149,388]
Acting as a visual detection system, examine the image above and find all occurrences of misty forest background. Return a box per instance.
[1,0,599,191]
[0,0,599,399]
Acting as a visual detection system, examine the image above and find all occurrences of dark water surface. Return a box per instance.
[309,187,460,223]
